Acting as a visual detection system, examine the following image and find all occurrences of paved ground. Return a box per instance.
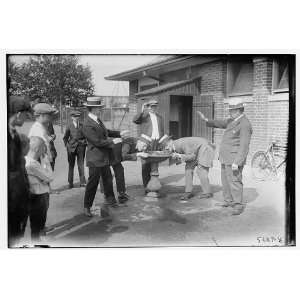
[19,122,286,247]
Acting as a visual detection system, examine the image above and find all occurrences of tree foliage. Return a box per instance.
[8,55,95,106]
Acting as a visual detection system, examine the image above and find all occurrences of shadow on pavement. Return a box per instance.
[46,212,129,246]
[51,182,85,193]
[159,184,222,197]
[161,174,185,185]
[46,213,93,237]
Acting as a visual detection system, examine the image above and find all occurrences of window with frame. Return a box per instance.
[273,58,289,92]
[227,60,254,96]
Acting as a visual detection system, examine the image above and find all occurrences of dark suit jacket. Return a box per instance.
[82,116,120,167]
[207,115,252,166]
[109,137,138,165]
[8,130,29,212]
[133,111,164,138]
[63,122,87,153]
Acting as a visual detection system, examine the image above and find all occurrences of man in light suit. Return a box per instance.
[165,137,215,201]
[133,97,167,192]
[63,110,87,189]
[197,98,252,215]
[82,97,129,217]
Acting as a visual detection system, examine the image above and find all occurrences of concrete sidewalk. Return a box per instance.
[26,161,285,247]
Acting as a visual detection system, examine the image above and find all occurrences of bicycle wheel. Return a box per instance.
[251,151,273,180]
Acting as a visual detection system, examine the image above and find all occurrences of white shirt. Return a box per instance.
[73,120,78,128]
[28,121,52,161]
[88,112,99,124]
[25,156,54,194]
[149,112,160,140]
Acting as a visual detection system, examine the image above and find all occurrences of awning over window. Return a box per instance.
[135,76,201,97]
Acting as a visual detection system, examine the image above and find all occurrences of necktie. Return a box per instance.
[97,118,108,137]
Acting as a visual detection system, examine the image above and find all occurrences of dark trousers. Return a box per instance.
[221,164,244,205]
[84,166,115,208]
[67,146,86,185]
[28,193,49,241]
[141,160,151,188]
[99,163,126,194]
[50,158,55,171]
[8,206,28,247]
[112,162,126,194]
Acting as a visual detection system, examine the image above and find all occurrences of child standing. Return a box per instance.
[25,136,53,242]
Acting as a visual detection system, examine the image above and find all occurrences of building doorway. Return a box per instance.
[169,95,193,139]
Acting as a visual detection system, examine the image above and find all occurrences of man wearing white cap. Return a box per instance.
[197,98,252,215]
[133,97,167,192]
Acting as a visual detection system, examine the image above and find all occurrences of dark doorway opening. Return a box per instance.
[169,95,193,139]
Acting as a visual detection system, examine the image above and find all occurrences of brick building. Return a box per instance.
[106,55,293,161]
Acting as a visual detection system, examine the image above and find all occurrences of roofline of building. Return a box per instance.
[105,55,196,81]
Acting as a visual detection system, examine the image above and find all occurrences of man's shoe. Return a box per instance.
[199,193,213,199]
[105,198,119,208]
[231,204,245,215]
[69,183,74,189]
[180,192,194,202]
[118,192,130,204]
[84,208,93,217]
[215,201,234,208]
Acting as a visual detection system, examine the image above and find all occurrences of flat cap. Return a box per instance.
[146,98,159,106]
[33,103,57,115]
[9,95,31,115]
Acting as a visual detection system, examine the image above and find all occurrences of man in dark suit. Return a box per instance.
[63,110,87,188]
[8,96,32,247]
[133,98,167,192]
[82,97,129,217]
[197,98,253,215]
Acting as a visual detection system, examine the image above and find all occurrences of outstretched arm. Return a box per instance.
[197,110,230,128]
[82,126,114,149]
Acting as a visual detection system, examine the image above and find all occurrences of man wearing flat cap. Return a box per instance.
[8,95,32,247]
[133,97,167,192]
[63,110,87,188]
[82,97,129,217]
[28,102,57,167]
[197,98,252,215]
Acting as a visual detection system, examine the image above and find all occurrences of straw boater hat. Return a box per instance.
[84,96,105,107]
[33,103,57,115]
[227,98,244,110]
[70,110,81,117]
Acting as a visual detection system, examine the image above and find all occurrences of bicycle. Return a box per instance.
[251,140,287,181]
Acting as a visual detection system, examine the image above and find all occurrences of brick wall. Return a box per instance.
[125,56,290,161]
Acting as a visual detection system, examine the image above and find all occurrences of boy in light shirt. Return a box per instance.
[25,136,54,242]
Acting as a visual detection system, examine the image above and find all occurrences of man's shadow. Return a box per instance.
[46,213,129,244]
